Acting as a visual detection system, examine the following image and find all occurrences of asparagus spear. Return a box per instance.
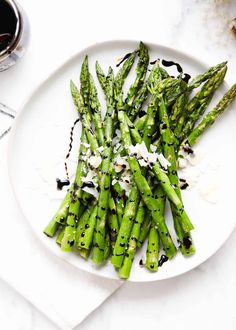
[92,68,115,264]
[60,129,88,251]
[89,73,105,146]
[77,205,98,249]
[179,66,227,142]
[80,55,90,107]
[95,61,107,94]
[135,114,148,130]
[170,92,188,130]
[111,183,140,268]
[125,41,149,108]
[115,51,136,99]
[60,60,97,252]
[107,194,119,244]
[158,97,195,255]
[56,226,65,245]
[137,212,151,248]
[146,226,159,272]
[75,204,95,244]
[188,61,227,91]
[185,83,236,147]
[109,51,146,267]
[119,202,146,278]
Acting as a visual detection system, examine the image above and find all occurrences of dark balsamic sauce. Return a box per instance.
[158,254,168,267]
[183,236,192,249]
[56,118,80,190]
[150,59,160,65]
[162,59,183,73]
[63,117,80,181]
[116,52,132,67]
[183,144,194,155]
[56,178,70,190]
[81,181,95,189]
[180,182,189,190]
[182,73,191,84]
[150,58,191,83]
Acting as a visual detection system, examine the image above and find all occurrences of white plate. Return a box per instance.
[8,40,236,282]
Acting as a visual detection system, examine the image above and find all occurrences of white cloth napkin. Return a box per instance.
[0,123,122,329]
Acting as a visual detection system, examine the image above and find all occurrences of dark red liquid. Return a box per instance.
[0,0,17,52]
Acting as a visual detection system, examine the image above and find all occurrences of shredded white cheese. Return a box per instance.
[129,142,170,169]
[97,146,104,154]
[88,155,102,168]
[150,144,157,153]
[81,142,90,148]
[81,170,98,186]
[112,129,121,147]
[82,186,99,199]
[112,169,132,197]
[114,156,129,173]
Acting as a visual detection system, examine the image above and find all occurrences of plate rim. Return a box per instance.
[7,39,235,282]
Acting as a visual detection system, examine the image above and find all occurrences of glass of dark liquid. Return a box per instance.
[0,0,29,71]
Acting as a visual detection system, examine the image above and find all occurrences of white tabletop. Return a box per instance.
[1,0,236,329]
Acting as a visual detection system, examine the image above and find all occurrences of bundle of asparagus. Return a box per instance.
[44,42,236,279]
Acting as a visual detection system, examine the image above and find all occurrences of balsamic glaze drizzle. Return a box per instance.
[150,58,191,83]
[64,117,80,180]
[181,73,191,84]
[180,182,189,190]
[183,236,192,249]
[116,52,132,67]
[56,178,70,190]
[81,181,95,189]
[150,59,159,65]
[162,59,183,73]
[158,254,168,267]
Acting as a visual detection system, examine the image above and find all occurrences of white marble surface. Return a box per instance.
[0,0,236,329]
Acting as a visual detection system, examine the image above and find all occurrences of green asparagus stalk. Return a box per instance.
[170,92,188,130]
[115,51,136,100]
[185,83,236,147]
[89,73,105,146]
[56,226,65,245]
[78,248,90,260]
[61,64,98,252]
[104,232,111,260]
[60,129,88,252]
[92,68,115,264]
[125,41,149,108]
[158,97,195,255]
[111,184,140,268]
[119,202,146,278]
[137,212,151,248]
[146,226,159,272]
[95,61,107,94]
[80,55,90,107]
[135,114,148,131]
[188,61,227,91]
[76,204,95,244]
[77,205,98,250]
[107,195,119,243]
[179,66,227,142]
